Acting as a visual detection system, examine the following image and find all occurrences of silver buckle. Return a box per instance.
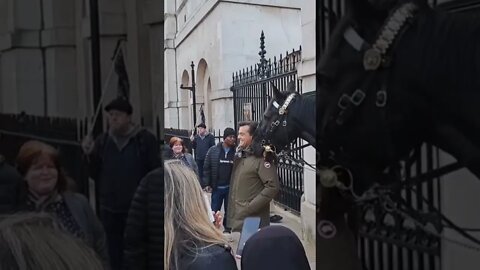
[376,90,387,107]
[337,94,350,110]
[350,89,365,106]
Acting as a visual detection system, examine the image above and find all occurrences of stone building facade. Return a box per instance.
[0,0,164,133]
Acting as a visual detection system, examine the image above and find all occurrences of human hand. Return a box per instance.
[204,186,212,193]
[81,134,95,155]
[190,129,195,141]
[213,211,223,229]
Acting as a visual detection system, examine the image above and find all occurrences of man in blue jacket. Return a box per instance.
[203,128,236,232]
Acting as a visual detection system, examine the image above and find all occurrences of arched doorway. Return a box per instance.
[196,59,211,128]
[180,69,190,128]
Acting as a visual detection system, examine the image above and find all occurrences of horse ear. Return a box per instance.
[270,82,282,99]
[287,81,296,93]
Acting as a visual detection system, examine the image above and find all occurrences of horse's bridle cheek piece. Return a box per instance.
[263,93,297,148]
[330,2,419,130]
[323,2,419,192]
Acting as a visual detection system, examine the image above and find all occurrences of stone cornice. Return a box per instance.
[175,0,300,48]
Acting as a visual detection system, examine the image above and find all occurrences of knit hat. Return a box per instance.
[105,97,133,115]
[223,127,236,139]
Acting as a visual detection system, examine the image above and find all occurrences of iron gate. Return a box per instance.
[231,32,304,214]
[319,0,480,269]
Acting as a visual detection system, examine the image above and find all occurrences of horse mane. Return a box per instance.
[299,92,316,117]
[414,9,480,90]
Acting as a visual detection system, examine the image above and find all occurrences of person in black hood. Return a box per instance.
[241,225,311,270]
[0,154,24,214]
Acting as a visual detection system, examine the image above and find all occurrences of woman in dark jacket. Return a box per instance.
[15,140,109,269]
[164,160,237,270]
[241,225,311,270]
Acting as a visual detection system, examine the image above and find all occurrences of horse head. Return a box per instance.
[254,81,300,153]
[318,0,437,195]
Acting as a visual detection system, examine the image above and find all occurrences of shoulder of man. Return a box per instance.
[136,127,156,140]
[251,154,276,170]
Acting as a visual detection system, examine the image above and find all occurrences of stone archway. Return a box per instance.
[196,59,211,128]
[180,69,190,128]
[205,77,213,127]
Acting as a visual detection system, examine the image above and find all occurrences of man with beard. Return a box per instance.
[227,121,280,232]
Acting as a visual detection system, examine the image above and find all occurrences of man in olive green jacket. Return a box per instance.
[227,121,280,232]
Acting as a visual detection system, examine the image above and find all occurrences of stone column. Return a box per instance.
[0,0,44,115]
[164,0,179,128]
[298,0,316,245]
[141,0,164,138]
[42,0,77,117]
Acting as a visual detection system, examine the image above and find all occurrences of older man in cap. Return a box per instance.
[82,97,160,270]
[190,123,215,186]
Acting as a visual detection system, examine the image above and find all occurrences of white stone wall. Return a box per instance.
[0,0,164,132]
[440,152,480,270]
[298,0,316,246]
[165,0,302,131]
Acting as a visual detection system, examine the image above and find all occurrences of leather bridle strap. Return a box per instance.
[343,27,369,52]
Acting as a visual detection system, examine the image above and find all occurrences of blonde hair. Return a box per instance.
[164,160,228,270]
[0,212,104,270]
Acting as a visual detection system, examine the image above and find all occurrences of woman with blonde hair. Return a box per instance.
[164,160,237,270]
[0,212,104,270]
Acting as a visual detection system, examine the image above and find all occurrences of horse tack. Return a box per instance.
[324,2,422,195]
[363,2,419,71]
[263,93,298,147]
[331,2,420,131]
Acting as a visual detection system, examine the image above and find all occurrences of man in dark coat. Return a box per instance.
[0,154,23,214]
[82,97,160,269]
[203,127,236,232]
[227,121,280,231]
[190,123,215,186]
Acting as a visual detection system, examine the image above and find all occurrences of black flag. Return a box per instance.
[200,104,206,124]
[113,41,130,100]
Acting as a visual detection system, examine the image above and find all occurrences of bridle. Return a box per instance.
[321,1,480,250]
[321,1,420,194]
[260,92,298,150]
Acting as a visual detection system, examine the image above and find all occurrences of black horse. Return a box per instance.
[319,0,480,194]
[255,81,316,153]
[317,0,480,269]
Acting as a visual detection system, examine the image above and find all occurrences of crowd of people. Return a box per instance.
[0,97,311,269]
